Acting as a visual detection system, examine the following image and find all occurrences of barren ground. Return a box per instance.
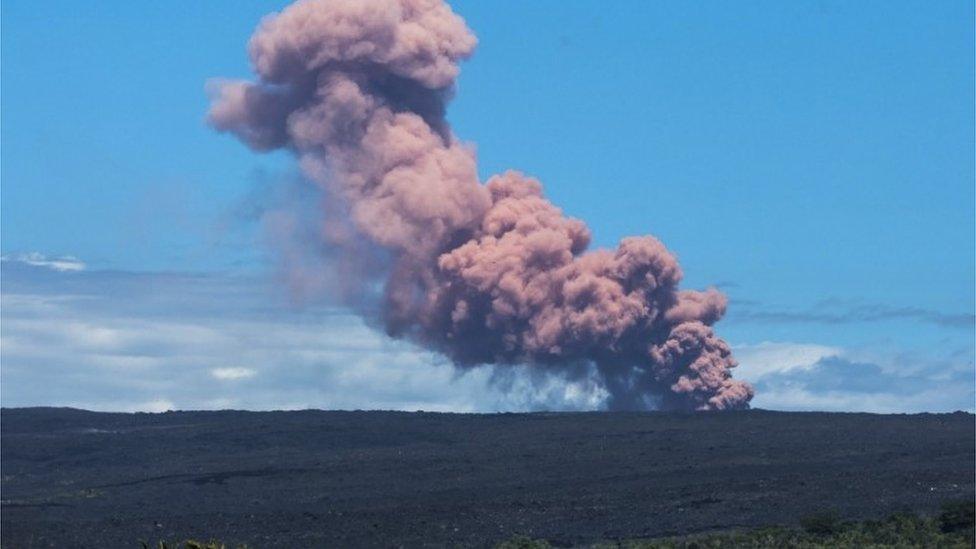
[1,407,972,548]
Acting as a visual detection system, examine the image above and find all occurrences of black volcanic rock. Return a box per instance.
[1,408,973,547]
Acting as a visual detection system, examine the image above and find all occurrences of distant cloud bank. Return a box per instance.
[0,254,974,412]
[1,258,972,414]
[0,259,611,412]
[211,367,257,381]
[2,252,86,272]
[729,299,974,328]
[739,346,973,413]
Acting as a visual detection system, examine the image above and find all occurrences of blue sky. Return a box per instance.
[2,1,973,412]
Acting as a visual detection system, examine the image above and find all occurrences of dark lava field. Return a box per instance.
[1,407,973,548]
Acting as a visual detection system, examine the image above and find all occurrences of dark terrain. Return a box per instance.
[1,408,973,548]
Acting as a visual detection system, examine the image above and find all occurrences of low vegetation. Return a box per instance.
[140,541,247,549]
[497,501,975,549]
[139,502,974,548]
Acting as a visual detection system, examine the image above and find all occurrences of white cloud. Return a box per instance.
[64,398,176,413]
[732,341,842,381]
[1,252,85,272]
[1,263,971,414]
[753,385,973,414]
[748,352,974,413]
[0,269,604,412]
[211,367,257,380]
[138,398,176,413]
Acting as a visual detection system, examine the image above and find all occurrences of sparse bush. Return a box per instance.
[143,506,975,549]
[495,534,551,549]
[799,510,845,536]
[140,540,247,549]
[939,499,975,533]
[497,504,975,548]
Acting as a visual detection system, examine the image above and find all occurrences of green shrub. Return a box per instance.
[939,500,975,533]
[799,510,845,536]
[140,540,247,549]
[495,534,552,549]
[496,503,975,548]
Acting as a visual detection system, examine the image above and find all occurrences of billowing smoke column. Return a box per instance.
[209,0,754,410]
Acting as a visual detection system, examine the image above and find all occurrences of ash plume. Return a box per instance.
[208,0,754,410]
